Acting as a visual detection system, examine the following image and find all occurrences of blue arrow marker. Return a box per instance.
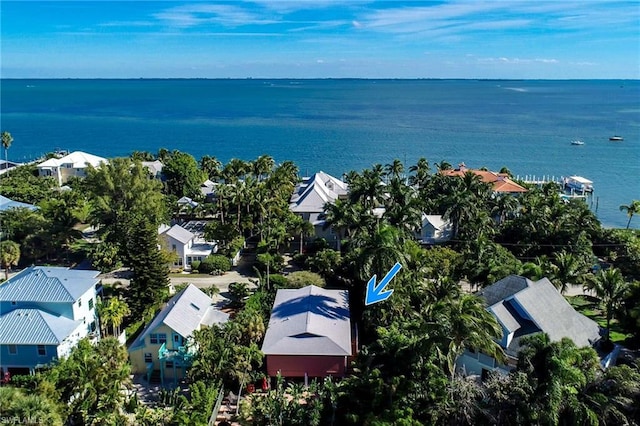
[365,262,402,306]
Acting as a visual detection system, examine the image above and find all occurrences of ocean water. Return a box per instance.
[1,79,638,229]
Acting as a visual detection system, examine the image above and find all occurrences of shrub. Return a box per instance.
[200,255,232,274]
[255,252,284,273]
[268,274,289,289]
[285,271,325,288]
[190,260,201,271]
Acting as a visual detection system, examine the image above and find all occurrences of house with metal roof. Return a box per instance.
[457,275,601,378]
[262,285,353,380]
[158,222,217,270]
[289,171,349,247]
[0,195,37,212]
[414,214,452,244]
[128,284,229,386]
[0,266,101,376]
[37,151,107,185]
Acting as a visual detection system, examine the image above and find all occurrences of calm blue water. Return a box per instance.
[1,79,639,228]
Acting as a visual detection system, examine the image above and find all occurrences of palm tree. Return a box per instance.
[289,215,315,254]
[200,155,222,180]
[108,296,131,336]
[0,240,20,280]
[549,251,585,294]
[619,200,640,229]
[384,159,404,181]
[1,131,13,169]
[433,294,504,377]
[352,224,407,283]
[584,268,628,341]
[408,157,431,188]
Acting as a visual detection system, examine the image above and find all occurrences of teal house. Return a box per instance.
[0,266,101,376]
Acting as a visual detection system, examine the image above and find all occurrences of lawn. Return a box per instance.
[567,295,630,343]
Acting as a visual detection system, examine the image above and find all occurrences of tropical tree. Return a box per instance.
[200,155,222,180]
[1,130,13,167]
[549,250,586,294]
[162,150,206,198]
[289,215,315,254]
[0,240,20,280]
[408,157,430,189]
[619,199,640,229]
[584,268,628,341]
[101,296,130,336]
[84,157,167,262]
[0,387,63,426]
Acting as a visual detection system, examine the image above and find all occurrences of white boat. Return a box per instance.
[609,135,623,141]
[571,140,585,145]
[563,176,593,193]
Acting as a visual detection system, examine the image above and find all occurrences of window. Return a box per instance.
[173,335,180,343]
[37,345,46,356]
[165,361,174,369]
[8,345,17,355]
[11,301,17,306]
[158,334,167,344]
[144,353,153,363]
[172,244,177,251]
[150,334,158,344]
[78,299,82,308]
[88,299,94,310]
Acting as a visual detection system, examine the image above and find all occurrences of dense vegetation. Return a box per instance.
[1,142,639,425]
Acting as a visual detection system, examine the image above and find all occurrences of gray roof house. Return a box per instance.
[159,223,216,269]
[262,285,353,378]
[0,195,37,212]
[457,275,601,377]
[129,284,229,385]
[289,171,349,248]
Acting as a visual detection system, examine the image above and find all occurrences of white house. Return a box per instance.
[289,171,348,245]
[0,266,101,376]
[158,221,217,269]
[37,151,107,185]
[456,275,601,379]
[141,160,164,180]
[414,214,452,244]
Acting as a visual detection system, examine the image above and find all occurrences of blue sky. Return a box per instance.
[2,1,639,79]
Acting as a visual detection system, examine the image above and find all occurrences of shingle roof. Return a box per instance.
[0,195,37,212]
[478,275,534,306]
[164,224,195,245]
[262,286,352,356]
[0,266,100,303]
[290,171,348,214]
[0,308,81,345]
[38,151,107,169]
[482,275,601,354]
[129,284,229,350]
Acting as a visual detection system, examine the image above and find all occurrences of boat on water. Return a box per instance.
[609,135,624,141]
[571,140,585,145]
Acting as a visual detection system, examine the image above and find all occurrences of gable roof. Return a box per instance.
[290,171,348,214]
[441,165,527,193]
[261,285,352,356]
[0,195,37,212]
[141,160,163,176]
[0,266,100,303]
[129,284,229,350]
[38,151,107,169]
[481,275,601,354]
[0,308,81,345]
[163,224,195,245]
